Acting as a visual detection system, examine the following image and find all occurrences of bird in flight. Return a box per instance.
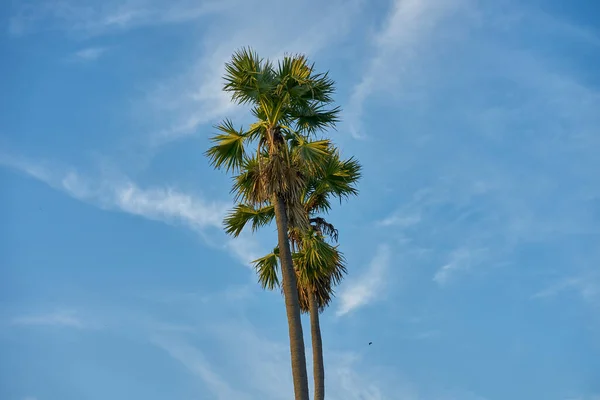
[368,342,372,345]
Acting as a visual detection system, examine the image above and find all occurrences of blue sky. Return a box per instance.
[1,0,599,399]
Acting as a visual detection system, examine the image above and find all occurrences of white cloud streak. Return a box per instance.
[151,336,250,400]
[433,247,488,286]
[346,0,466,138]
[532,274,600,305]
[11,309,87,329]
[185,317,417,400]
[336,244,391,317]
[0,153,261,267]
[8,0,227,37]
[72,46,108,61]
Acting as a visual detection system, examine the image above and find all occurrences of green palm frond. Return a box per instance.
[276,55,336,104]
[296,231,346,285]
[252,248,280,290]
[289,103,341,135]
[223,203,275,237]
[205,119,248,173]
[294,232,347,312]
[231,156,268,205]
[247,117,268,142]
[275,54,313,95]
[303,70,337,104]
[289,135,332,175]
[304,151,362,211]
[223,47,275,106]
[305,191,331,215]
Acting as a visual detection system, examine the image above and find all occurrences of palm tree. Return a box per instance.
[205,47,341,400]
[225,149,361,400]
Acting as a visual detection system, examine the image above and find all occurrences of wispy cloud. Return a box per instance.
[8,0,227,37]
[532,274,600,305]
[5,285,473,400]
[413,329,441,340]
[336,244,391,316]
[348,2,600,305]
[151,336,250,400]
[11,309,87,329]
[0,153,262,266]
[197,317,418,400]
[378,211,421,228]
[1,153,225,228]
[346,0,466,138]
[433,246,488,286]
[225,232,262,267]
[72,46,108,61]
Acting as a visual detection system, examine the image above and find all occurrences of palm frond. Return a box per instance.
[289,135,332,176]
[293,232,347,312]
[275,54,313,93]
[223,204,275,237]
[276,54,337,104]
[252,248,280,290]
[289,103,340,135]
[309,217,338,242]
[304,151,362,210]
[305,71,337,103]
[296,231,346,284]
[223,47,276,107]
[205,119,247,173]
[231,156,269,205]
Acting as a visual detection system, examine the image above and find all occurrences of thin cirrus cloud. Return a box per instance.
[151,316,417,400]
[346,0,466,139]
[532,275,600,305]
[7,0,227,37]
[71,46,108,61]
[151,335,251,400]
[0,153,260,266]
[336,244,391,317]
[433,247,488,287]
[11,309,87,329]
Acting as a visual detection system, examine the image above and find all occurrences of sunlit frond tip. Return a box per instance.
[223,204,275,237]
[205,119,247,173]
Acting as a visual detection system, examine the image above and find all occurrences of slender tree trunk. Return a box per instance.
[273,194,310,400]
[309,290,325,400]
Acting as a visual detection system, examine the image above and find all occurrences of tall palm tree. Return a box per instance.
[225,149,361,400]
[205,47,341,400]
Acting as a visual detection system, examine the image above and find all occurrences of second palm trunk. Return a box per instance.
[273,194,310,400]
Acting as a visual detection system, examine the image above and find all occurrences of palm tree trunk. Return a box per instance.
[273,194,310,400]
[309,290,325,400]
